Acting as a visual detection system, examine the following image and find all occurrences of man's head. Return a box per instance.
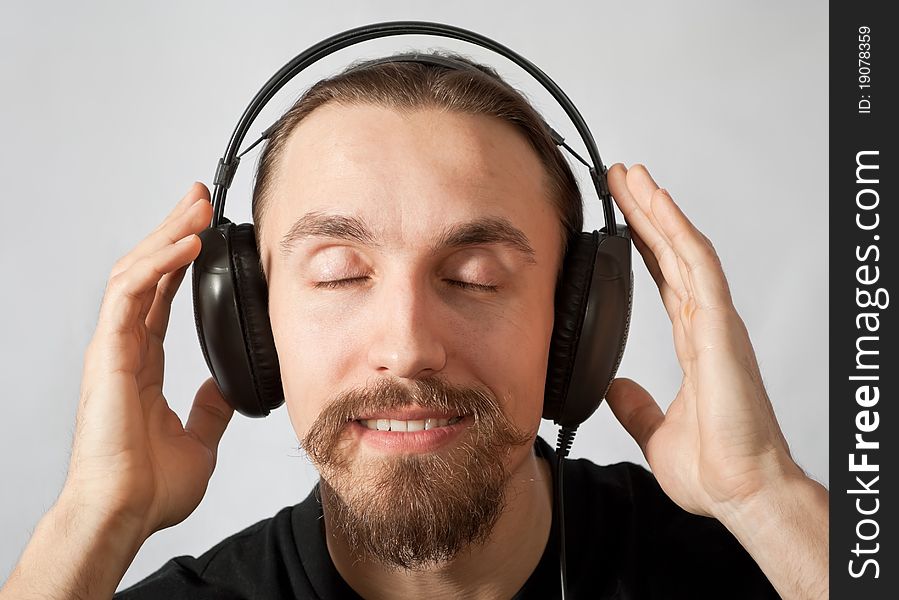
[251,53,582,569]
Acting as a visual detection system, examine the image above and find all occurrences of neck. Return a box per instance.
[321,441,553,600]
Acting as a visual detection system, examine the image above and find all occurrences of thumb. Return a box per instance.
[185,377,235,457]
[606,378,664,457]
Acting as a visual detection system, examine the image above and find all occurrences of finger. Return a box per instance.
[112,192,211,278]
[154,182,210,234]
[653,189,696,299]
[145,262,191,343]
[608,163,669,253]
[631,228,680,321]
[605,377,664,457]
[96,234,200,347]
[623,165,697,289]
[608,164,688,301]
[632,225,700,369]
[650,189,733,309]
[623,164,691,291]
[625,165,678,249]
[185,378,235,457]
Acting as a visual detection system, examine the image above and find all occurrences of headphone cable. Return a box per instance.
[555,426,577,600]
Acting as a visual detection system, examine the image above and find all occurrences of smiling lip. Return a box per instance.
[349,414,472,453]
[352,406,464,421]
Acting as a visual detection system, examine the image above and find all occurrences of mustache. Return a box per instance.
[302,376,532,467]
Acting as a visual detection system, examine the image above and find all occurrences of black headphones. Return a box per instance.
[190,21,633,431]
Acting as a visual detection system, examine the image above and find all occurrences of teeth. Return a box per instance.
[359,416,463,431]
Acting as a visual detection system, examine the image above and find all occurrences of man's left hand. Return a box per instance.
[602,163,828,599]
[605,163,803,518]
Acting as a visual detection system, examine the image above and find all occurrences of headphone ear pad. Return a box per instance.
[544,230,633,428]
[192,222,284,417]
[544,232,598,424]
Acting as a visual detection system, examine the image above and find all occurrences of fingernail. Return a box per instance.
[176,234,196,245]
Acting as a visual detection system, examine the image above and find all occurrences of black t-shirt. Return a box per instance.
[114,437,778,599]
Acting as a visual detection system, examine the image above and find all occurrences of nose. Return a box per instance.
[366,275,447,379]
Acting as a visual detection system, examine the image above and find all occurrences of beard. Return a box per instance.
[301,376,534,570]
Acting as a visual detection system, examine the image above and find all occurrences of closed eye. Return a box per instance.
[445,280,499,293]
[313,277,369,290]
[313,277,498,293]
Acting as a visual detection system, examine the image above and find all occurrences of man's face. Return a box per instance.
[259,103,563,566]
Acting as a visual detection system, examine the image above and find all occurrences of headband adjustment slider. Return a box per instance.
[214,157,240,189]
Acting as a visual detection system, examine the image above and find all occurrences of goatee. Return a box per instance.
[301,376,533,570]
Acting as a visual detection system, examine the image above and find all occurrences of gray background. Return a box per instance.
[0,0,827,590]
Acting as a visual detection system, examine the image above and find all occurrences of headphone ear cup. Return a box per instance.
[544,229,633,428]
[544,232,598,424]
[191,221,284,417]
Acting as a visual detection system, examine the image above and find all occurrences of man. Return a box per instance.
[0,54,828,599]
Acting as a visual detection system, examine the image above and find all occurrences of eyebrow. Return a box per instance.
[279,211,537,264]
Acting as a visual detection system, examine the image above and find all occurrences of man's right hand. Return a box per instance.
[66,181,234,540]
[1,183,235,600]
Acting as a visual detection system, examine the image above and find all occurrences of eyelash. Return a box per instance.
[313,277,499,293]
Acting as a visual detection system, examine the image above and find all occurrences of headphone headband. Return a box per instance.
[209,20,616,234]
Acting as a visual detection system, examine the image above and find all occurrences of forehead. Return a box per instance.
[259,103,557,262]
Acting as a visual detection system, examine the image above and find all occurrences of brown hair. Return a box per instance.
[251,50,583,277]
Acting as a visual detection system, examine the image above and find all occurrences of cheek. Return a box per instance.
[269,295,356,439]
[469,293,555,432]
